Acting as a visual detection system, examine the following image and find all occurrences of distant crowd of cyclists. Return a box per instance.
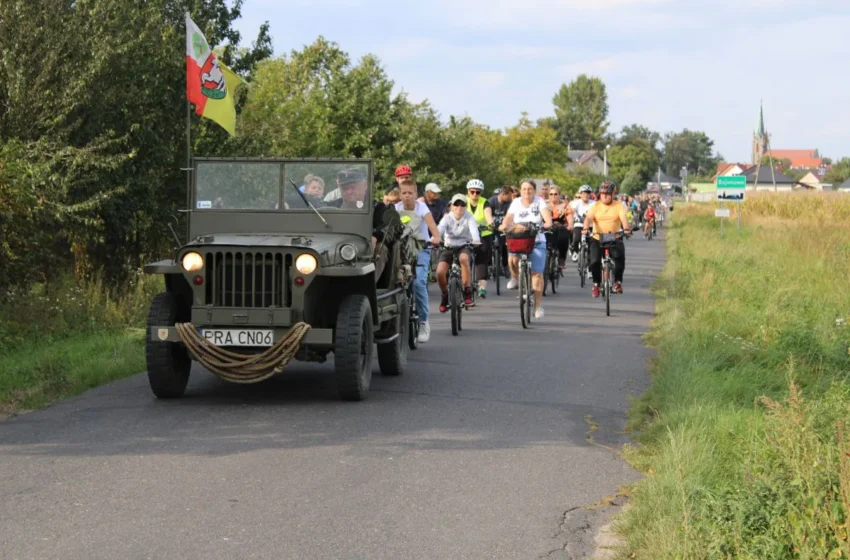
[380,165,670,343]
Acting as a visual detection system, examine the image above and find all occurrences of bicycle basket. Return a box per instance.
[506,236,536,254]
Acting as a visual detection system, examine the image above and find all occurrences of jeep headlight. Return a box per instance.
[181,251,204,272]
[339,243,357,262]
[295,253,318,275]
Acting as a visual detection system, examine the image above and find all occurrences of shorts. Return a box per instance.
[439,246,472,265]
[509,240,546,273]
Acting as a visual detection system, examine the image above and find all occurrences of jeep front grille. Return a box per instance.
[204,251,292,308]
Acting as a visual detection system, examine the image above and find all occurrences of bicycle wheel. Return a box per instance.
[525,265,533,326]
[407,282,419,350]
[494,248,501,295]
[542,251,549,297]
[603,261,611,316]
[579,248,587,288]
[550,250,559,295]
[449,278,460,336]
[519,261,529,329]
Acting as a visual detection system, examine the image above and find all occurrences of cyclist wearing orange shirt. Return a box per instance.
[582,181,632,297]
[643,205,656,237]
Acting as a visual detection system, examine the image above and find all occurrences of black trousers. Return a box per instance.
[548,229,571,261]
[570,227,583,254]
[473,235,492,282]
[588,237,625,284]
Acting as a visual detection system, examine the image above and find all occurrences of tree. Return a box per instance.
[0,0,273,280]
[493,113,566,186]
[551,75,609,149]
[620,166,644,195]
[662,129,722,178]
[617,124,662,153]
[824,158,850,185]
[607,141,659,186]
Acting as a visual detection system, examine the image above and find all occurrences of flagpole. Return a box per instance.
[184,12,192,235]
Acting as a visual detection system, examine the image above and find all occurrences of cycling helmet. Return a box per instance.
[394,164,412,177]
[598,181,617,195]
[578,184,593,194]
[466,179,485,192]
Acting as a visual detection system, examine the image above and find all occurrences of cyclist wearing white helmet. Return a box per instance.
[567,185,595,260]
[466,179,494,299]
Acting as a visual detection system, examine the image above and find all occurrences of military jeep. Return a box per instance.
[144,158,418,401]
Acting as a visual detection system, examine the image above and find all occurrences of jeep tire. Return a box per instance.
[334,294,374,401]
[146,292,191,398]
[377,294,408,376]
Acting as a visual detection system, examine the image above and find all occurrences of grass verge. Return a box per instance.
[619,199,850,559]
[0,272,160,415]
[0,329,145,416]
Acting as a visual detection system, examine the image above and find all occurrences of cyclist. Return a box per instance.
[546,186,571,268]
[466,179,494,299]
[395,178,441,343]
[437,194,481,311]
[583,181,631,298]
[500,179,553,319]
[488,187,514,276]
[644,203,656,237]
[568,185,595,261]
[423,182,448,224]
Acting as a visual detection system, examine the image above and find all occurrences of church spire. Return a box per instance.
[756,100,765,137]
[752,101,768,165]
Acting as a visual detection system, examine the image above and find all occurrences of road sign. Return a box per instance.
[716,175,746,202]
[715,208,730,218]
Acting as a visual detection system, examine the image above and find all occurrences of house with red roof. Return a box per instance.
[764,149,824,170]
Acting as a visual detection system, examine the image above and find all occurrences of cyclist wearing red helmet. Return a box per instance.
[582,181,631,297]
[395,164,413,181]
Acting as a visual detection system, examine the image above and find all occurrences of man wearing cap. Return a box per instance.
[423,183,448,224]
[395,178,441,344]
[326,169,394,282]
[436,194,481,310]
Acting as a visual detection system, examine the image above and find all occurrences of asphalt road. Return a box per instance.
[1,230,665,560]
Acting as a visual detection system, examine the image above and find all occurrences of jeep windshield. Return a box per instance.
[194,160,371,213]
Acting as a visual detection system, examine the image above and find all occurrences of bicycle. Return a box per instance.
[437,243,476,336]
[488,219,506,296]
[599,230,628,317]
[505,225,540,329]
[405,271,420,349]
[577,231,590,288]
[542,225,566,296]
[644,218,655,241]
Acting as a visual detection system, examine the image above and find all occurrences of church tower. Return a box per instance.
[752,102,768,165]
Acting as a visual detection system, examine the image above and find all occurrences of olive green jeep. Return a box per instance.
[144,158,419,401]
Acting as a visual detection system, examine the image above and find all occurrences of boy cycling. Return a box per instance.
[437,194,481,311]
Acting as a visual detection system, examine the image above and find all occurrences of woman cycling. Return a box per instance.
[499,179,553,319]
[582,181,631,297]
[546,186,571,269]
[567,185,595,261]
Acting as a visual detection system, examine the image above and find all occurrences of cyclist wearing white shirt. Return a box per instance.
[499,179,553,319]
[567,185,595,260]
[436,194,481,311]
[395,179,441,344]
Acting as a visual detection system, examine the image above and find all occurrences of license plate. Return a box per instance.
[200,329,274,347]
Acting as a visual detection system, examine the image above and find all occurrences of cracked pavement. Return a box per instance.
[0,232,664,559]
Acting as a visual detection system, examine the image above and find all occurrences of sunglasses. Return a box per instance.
[467,190,481,194]
[452,201,467,207]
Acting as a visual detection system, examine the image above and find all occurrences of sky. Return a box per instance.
[233,0,849,163]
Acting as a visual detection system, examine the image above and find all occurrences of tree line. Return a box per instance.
[1,0,724,291]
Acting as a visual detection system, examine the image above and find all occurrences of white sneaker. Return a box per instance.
[417,322,430,343]
[507,279,518,290]
[534,307,544,319]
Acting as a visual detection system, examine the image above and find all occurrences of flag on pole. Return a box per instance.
[185,13,244,136]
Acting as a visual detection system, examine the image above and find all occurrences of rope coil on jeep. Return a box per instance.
[174,322,311,384]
